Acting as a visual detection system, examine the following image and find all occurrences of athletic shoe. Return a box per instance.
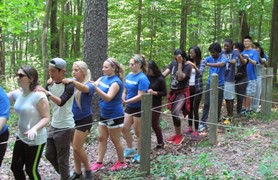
[173,134,184,145]
[198,123,206,132]
[191,131,199,141]
[124,147,136,158]
[132,154,140,163]
[167,135,178,143]
[69,172,83,180]
[110,161,127,171]
[240,109,247,116]
[184,127,193,135]
[90,162,105,172]
[223,117,231,124]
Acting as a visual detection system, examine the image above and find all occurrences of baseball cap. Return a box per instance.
[49,58,66,71]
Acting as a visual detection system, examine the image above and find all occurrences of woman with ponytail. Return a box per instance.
[63,61,94,179]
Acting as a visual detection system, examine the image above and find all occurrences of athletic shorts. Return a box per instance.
[246,80,256,97]
[224,81,235,100]
[99,116,124,129]
[125,107,141,118]
[75,115,93,132]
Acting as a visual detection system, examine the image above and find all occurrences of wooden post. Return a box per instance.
[140,93,152,174]
[261,68,267,114]
[209,74,218,145]
[261,68,273,119]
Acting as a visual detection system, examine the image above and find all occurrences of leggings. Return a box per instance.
[151,106,163,144]
[0,129,9,167]
[171,93,186,127]
[188,86,202,130]
[11,137,45,180]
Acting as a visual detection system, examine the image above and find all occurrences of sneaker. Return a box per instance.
[240,109,247,116]
[84,170,93,180]
[167,135,178,143]
[90,162,105,172]
[223,117,231,124]
[124,147,136,158]
[69,172,83,180]
[110,161,127,171]
[184,127,193,135]
[191,131,199,141]
[198,123,206,132]
[132,154,140,163]
[173,134,184,145]
[155,143,164,149]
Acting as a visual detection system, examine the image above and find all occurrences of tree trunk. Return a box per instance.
[269,0,278,85]
[257,0,264,42]
[83,0,108,118]
[239,10,249,42]
[75,0,83,58]
[136,0,142,54]
[180,0,189,50]
[42,0,51,84]
[0,26,4,79]
[59,0,65,58]
[50,0,59,58]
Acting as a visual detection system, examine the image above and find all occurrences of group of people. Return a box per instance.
[0,35,267,179]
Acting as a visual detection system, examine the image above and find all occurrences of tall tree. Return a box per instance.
[180,0,190,50]
[0,26,4,79]
[136,0,142,54]
[59,0,65,58]
[269,0,278,85]
[257,0,264,42]
[83,0,108,117]
[239,10,249,41]
[42,0,51,83]
[50,0,59,58]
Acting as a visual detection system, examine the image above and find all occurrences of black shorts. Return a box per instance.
[125,107,141,118]
[99,116,124,128]
[75,115,93,132]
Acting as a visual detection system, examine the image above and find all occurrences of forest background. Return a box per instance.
[0,0,277,179]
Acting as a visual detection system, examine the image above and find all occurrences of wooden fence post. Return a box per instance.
[261,68,273,118]
[140,93,152,174]
[209,74,218,145]
[261,68,267,114]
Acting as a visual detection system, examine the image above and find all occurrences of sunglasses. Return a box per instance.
[16,73,27,78]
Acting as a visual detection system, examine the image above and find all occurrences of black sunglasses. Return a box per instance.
[16,73,27,78]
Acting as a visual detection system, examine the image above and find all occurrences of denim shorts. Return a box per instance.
[224,81,235,100]
[246,80,256,97]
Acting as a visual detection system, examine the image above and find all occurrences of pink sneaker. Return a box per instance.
[167,135,178,143]
[192,131,199,141]
[91,162,105,172]
[173,134,184,145]
[184,127,193,135]
[110,161,127,171]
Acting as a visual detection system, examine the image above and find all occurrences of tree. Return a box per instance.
[136,0,142,54]
[269,0,278,85]
[83,0,108,117]
[180,0,190,50]
[0,26,4,79]
[239,10,249,41]
[42,0,51,83]
[50,0,59,58]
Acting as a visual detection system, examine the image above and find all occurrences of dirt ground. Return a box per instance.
[0,112,277,179]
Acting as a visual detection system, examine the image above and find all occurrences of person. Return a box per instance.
[252,42,268,112]
[121,54,150,163]
[62,61,94,179]
[162,49,192,145]
[221,39,237,124]
[184,46,205,140]
[90,58,127,171]
[8,65,50,179]
[0,86,9,168]
[240,36,259,116]
[38,58,75,180]
[233,42,248,117]
[147,60,167,148]
[199,43,228,132]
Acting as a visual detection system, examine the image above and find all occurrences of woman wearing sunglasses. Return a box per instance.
[8,65,50,180]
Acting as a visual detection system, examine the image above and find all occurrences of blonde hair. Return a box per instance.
[132,54,148,74]
[106,58,125,81]
[73,61,91,108]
